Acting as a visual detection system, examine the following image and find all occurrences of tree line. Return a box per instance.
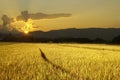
[0,33,120,44]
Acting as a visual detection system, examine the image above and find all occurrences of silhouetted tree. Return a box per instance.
[112,35,120,43]
[93,38,106,43]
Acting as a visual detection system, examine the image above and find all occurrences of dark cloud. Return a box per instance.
[1,11,72,25]
[0,11,71,33]
[2,15,12,26]
[16,11,72,22]
[0,15,18,33]
[16,11,30,22]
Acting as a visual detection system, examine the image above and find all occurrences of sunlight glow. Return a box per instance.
[22,19,33,34]
[24,31,29,34]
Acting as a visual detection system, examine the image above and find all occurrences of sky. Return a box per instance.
[0,0,120,31]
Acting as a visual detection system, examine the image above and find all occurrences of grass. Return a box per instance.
[0,42,120,80]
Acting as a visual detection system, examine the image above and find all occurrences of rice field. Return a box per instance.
[0,42,120,80]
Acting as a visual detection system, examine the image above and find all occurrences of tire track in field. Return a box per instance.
[39,48,80,79]
[59,44,120,52]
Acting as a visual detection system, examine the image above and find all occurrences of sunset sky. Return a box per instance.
[0,0,120,31]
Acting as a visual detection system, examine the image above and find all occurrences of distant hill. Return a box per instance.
[30,28,120,41]
[0,28,120,42]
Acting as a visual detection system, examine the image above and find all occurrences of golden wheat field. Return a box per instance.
[0,42,120,80]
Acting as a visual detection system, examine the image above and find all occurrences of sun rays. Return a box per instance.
[21,19,33,34]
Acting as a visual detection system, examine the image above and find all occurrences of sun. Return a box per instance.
[24,31,29,34]
[22,19,33,34]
